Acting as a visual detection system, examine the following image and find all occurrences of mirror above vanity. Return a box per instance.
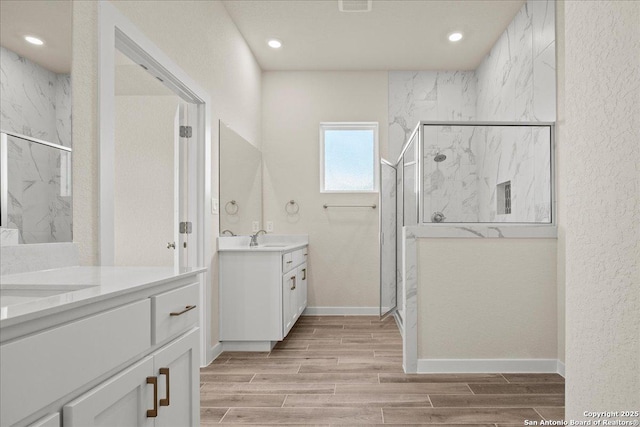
[0,0,73,245]
[219,121,263,236]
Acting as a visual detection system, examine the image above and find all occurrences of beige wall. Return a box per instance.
[114,96,181,266]
[72,1,262,346]
[417,238,557,359]
[563,0,640,418]
[262,71,388,309]
[555,0,566,366]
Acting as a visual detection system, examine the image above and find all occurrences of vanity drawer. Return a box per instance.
[292,249,305,267]
[282,252,294,272]
[152,282,199,344]
[0,300,150,427]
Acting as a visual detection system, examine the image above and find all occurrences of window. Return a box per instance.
[320,122,379,193]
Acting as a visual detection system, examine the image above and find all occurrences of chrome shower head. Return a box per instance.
[434,153,447,162]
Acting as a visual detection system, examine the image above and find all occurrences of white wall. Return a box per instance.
[72,1,262,347]
[417,238,557,360]
[114,96,181,266]
[262,71,388,310]
[563,0,640,418]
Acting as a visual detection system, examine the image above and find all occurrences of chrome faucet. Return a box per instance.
[250,230,267,247]
[221,229,236,236]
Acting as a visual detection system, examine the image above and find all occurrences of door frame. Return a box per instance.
[98,2,212,366]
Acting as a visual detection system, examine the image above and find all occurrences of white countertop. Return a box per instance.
[218,234,308,252]
[0,266,205,326]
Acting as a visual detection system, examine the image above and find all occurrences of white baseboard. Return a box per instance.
[209,342,223,364]
[303,306,379,316]
[557,360,565,377]
[417,358,560,373]
[222,341,277,352]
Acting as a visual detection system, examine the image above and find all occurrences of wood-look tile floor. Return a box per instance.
[200,316,565,425]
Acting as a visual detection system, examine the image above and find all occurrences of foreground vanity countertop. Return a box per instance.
[0,266,205,328]
[218,234,309,252]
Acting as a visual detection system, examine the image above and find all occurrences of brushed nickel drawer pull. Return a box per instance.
[302,268,306,280]
[291,276,296,290]
[146,376,158,417]
[159,367,170,406]
[170,305,196,316]
[286,260,292,264]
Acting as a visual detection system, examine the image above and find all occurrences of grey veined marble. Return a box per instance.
[1,46,73,244]
[389,0,555,225]
[5,134,72,244]
[422,125,551,223]
[0,46,71,147]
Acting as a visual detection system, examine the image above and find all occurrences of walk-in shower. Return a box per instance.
[379,121,554,332]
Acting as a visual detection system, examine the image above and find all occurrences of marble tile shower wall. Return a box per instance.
[388,0,556,223]
[1,46,72,243]
[475,0,556,121]
[388,70,476,162]
[0,46,71,146]
[5,136,72,243]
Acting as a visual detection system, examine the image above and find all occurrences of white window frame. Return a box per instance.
[319,122,379,193]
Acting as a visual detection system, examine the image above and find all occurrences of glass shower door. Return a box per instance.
[379,160,397,318]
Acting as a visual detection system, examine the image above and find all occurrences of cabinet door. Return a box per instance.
[63,357,155,427]
[282,273,295,336]
[153,328,200,427]
[297,263,308,317]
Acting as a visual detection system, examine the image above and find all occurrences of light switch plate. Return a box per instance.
[212,198,219,214]
[266,221,274,232]
[252,221,259,232]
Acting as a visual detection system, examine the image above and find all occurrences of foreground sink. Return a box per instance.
[261,244,288,248]
[0,285,97,307]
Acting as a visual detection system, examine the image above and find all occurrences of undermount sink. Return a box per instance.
[0,285,97,307]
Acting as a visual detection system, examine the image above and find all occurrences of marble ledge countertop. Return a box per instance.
[0,266,205,326]
[218,234,309,252]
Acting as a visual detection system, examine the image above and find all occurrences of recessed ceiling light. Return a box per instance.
[448,32,463,42]
[267,39,282,49]
[24,35,44,46]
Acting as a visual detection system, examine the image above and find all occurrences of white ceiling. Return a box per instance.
[0,1,72,74]
[223,0,525,71]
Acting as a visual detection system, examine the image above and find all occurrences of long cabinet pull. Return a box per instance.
[302,268,306,280]
[159,367,170,406]
[170,305,196,316]
[291,276,296,290]
[146,377,158,417]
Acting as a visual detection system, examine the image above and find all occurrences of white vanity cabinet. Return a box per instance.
[220,244,308,346]
[0,269,202,427]
[63,328,199,427]
[282,262,308,337]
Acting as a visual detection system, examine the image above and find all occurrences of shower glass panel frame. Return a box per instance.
[379,159,397,319]
[411,121,555,226]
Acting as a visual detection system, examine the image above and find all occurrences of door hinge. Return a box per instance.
[179,221,193,234]
[179,126,192,138]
